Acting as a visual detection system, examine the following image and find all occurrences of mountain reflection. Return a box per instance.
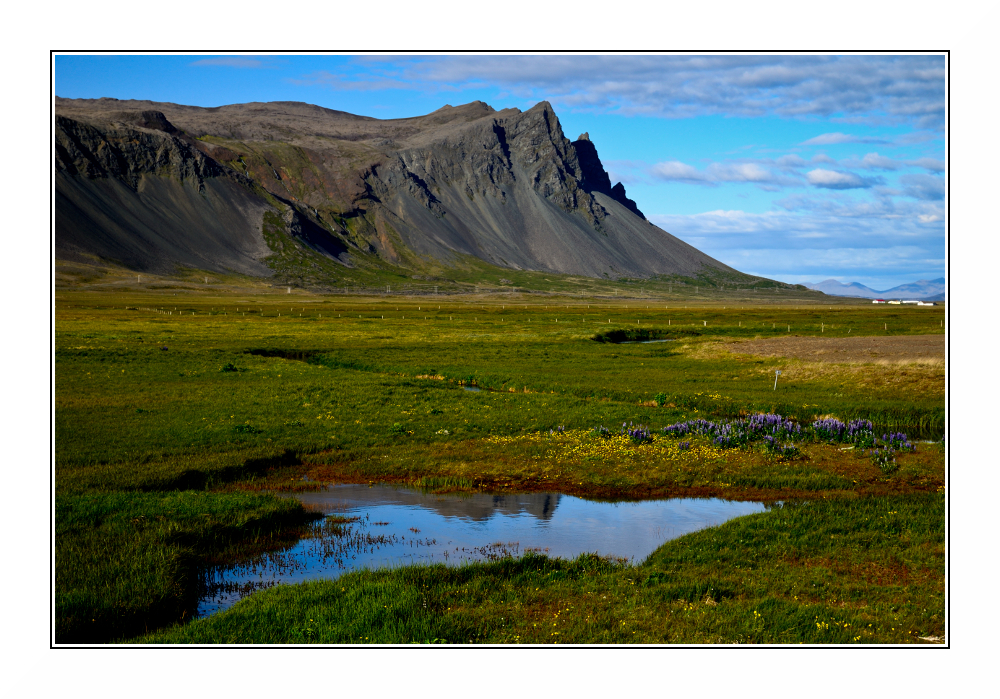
[296,485,562,522]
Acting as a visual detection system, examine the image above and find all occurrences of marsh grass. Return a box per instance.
[137,492,944,645]
[56,490,315,643]
[55,291,945,643]
[294,427,942,500]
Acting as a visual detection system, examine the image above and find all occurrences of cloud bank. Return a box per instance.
[806,169,881,190]
[650,203,944,289]
[316,55,945,130]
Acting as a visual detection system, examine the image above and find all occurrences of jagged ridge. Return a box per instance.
[54,97,739,281]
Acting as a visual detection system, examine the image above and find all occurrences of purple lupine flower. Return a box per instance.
[812,418,847,441]
[624,424,653,444]
[882,431,915,452]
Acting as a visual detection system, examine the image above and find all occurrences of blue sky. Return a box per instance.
[55,54,946,290]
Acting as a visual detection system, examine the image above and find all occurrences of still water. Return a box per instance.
[198,484,766,616]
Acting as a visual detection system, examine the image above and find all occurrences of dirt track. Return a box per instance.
[724,334,945,363]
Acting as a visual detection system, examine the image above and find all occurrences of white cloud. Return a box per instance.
[650,208,942,249]
[334,55,945,129]
[644,152,938,197]
[775,191,943,221]
[908,157,945,173]
[900,173,945,200]
[707,162,775,183]
[800,132,890,146]
[647,207,943,289]
[776,154,807,167]
[873,186,903,197]
[858,152,901,170]
[649,161,713,184]
[648,159,799,187]
[800,132,853,145]
[896,131,941,145]
[806,169,874,189]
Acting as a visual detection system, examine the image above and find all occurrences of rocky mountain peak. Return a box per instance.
[55,96,734,281]
[571,133,644,220]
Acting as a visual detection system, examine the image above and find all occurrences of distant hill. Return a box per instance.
[805,277,945,300]
[805,279,882,298]
[882,278,946,299]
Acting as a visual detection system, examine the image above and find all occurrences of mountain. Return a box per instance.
[55,97,752,287]
[804,277,945,300]
[881,278,946,299]
[803,279,882,298]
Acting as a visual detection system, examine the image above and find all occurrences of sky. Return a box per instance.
[54,53,946,291]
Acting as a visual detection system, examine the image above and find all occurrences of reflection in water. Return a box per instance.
[198,484,766,616]
[301,487,564,522]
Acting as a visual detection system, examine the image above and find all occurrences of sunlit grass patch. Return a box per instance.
[298,422,941,501]
[484,429,725,464]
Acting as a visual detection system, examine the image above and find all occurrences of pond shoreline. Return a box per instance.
[197,484,771,617]
[220,435,944,504]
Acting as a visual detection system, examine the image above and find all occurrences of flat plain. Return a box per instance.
[54,285,945,644]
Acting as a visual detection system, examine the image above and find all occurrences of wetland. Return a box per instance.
[198,485,768,615]
[54,287,945,644]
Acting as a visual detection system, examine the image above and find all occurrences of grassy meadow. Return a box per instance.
[54,285,946,644]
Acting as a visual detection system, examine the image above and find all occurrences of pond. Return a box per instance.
[197,485,767,616]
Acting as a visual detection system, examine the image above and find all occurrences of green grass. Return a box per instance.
[54,288,945,643]
[56,490,314,643]
[136,492,944,644]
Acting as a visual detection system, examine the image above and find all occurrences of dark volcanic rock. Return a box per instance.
[572,132,645,220]
[55,115,226,189]
[609,182,645,220]
[55,115,274,275]
[55,97,736,279]
[573,132,613,195]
